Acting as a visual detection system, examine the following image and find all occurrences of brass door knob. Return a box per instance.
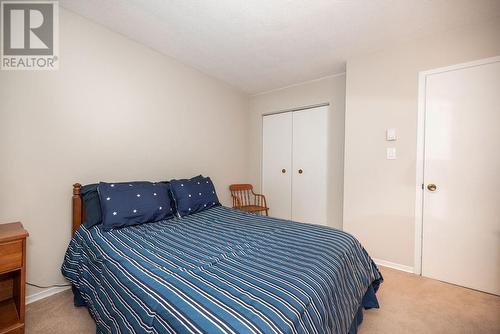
[298,169,303,174]
[427,184,437,191]
[281,169,286,173]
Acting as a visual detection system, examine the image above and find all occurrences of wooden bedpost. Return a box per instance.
[72,183,82,234]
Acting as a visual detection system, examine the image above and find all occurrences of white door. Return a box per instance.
[262,112,292,220]
[292,107,328,225]
[422,59,500,295]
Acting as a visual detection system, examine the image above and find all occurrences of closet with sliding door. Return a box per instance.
[262,105,328,225]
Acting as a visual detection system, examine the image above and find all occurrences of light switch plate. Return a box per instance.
[386,128,397,141]
[387,147,397,160]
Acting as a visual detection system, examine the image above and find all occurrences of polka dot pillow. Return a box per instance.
[170,176,220,217]
[98,181,175,230]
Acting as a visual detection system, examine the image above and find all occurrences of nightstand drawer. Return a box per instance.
[0,241,22,273]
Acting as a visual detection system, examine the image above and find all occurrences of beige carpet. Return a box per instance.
[26,267,500,333]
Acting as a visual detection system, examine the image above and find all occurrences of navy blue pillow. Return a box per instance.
[98,181,175,230]
[170,176,220,217]
[81,184,102,228]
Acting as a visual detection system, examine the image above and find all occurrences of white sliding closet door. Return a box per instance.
[292,107,328,225]
[262,113,292,220]
[262,106,328,224]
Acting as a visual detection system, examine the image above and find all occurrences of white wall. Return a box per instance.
[0,9,249,299]
[343,17,500,268]
[248,75,346,229]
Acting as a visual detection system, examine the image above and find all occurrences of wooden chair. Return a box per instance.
[229,184,269,216]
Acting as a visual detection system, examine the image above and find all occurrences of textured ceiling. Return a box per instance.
[60,0,500,94]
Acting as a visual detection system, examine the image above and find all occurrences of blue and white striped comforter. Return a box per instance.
[62,206,382,334]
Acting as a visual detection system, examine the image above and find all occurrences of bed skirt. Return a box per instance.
[348,279,382,334]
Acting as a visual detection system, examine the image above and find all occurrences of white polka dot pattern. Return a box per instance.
[169,176,220,217]
[98,181,175,230]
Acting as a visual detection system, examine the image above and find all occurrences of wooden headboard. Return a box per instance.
[72,183,83,234]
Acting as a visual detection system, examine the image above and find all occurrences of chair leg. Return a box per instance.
[265,209,269,216]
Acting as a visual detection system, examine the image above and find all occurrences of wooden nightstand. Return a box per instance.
[0,223,28,334]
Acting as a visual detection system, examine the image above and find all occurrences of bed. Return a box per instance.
[62,183,382,334]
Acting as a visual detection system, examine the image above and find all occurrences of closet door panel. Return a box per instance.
[292,107,328,225]
[262,113,292,220]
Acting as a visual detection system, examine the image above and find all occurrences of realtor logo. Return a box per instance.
[1,1,59,70]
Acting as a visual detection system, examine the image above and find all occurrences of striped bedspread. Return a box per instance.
[62,206,382,334]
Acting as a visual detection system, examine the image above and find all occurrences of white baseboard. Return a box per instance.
[26,286,71,305]
[373,258,414,273]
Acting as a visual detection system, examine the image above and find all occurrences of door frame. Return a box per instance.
[414,56,500,275]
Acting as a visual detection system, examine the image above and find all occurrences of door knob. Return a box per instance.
[298,169,303,174]
[427,184,437,191]
[281,169,286,173]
